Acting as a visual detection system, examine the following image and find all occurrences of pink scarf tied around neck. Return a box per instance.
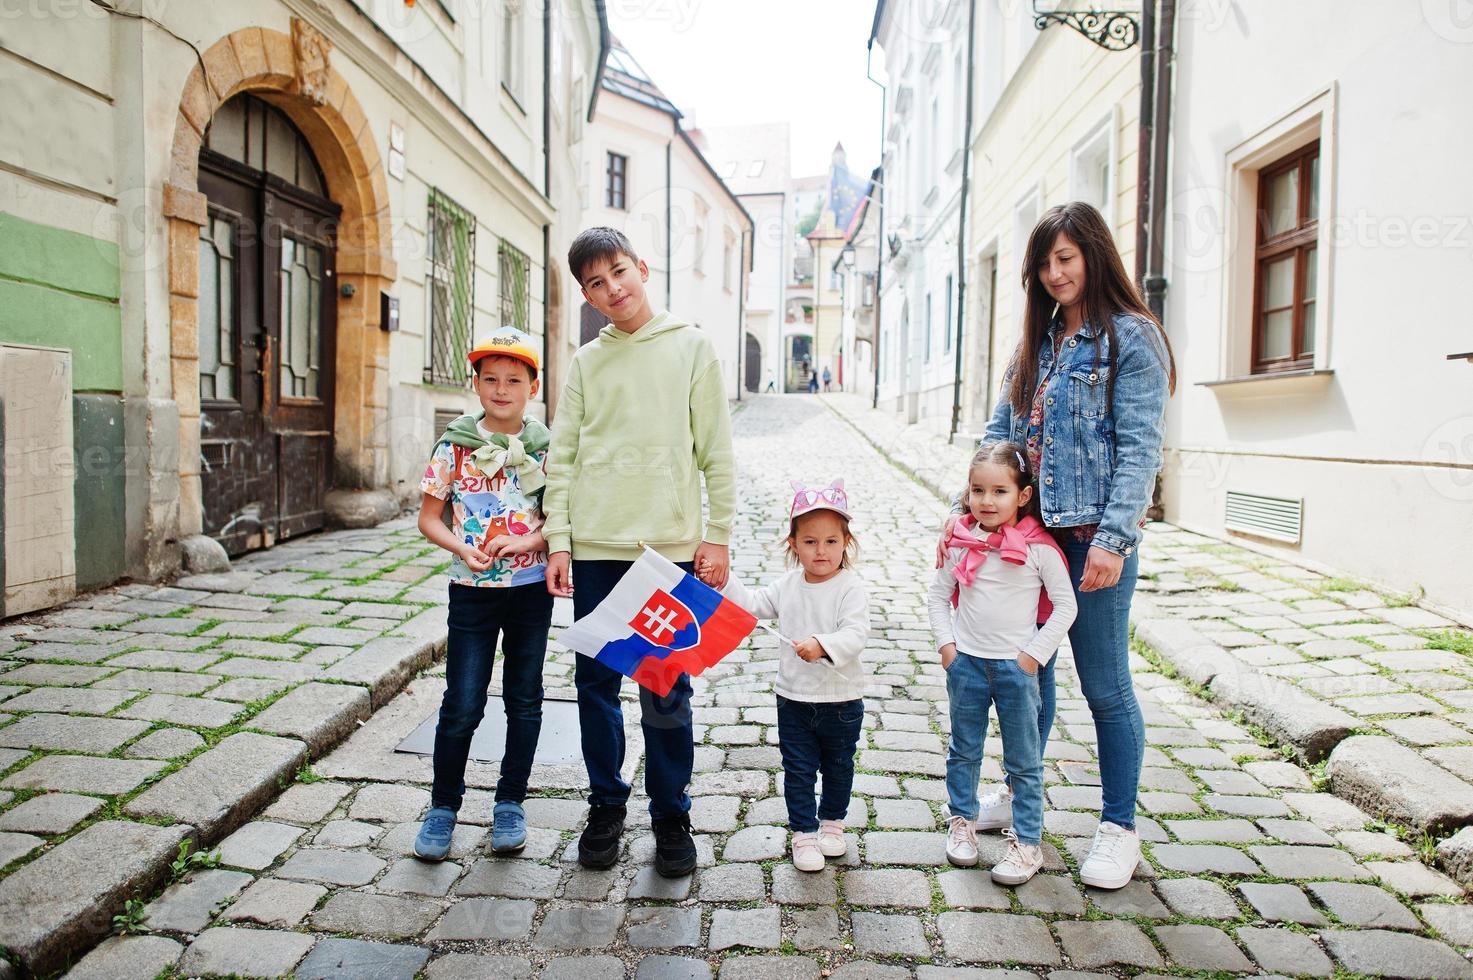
[946,514,1067,621]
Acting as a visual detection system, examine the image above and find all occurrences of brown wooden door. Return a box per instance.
[198,151,339,554]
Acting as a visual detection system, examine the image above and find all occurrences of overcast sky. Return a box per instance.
[605,0,883,178]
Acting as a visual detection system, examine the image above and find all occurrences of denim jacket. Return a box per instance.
[983,312,1170,558]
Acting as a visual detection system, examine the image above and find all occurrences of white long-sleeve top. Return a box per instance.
[725,568,869,703]
[927,543,1077,664]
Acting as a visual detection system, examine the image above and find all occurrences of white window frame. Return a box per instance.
[1216,86,1337,381]
[500,0,525,105]
[1068,108,1118,226]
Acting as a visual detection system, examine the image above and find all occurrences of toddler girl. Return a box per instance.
[928,443,1076,885]
[719,480,870,872]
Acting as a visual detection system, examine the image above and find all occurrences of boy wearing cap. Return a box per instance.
[414,327,551,861]
[543,226,735,878]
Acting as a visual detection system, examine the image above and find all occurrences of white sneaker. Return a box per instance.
[990,830,1044,886]
[945,814,979,867]
[817,820,847,857]
[973,788,1013,832]
[1078,821,1140,890]
[792,832,824,872]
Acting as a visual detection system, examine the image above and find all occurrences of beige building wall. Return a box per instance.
[963,14,1141,439]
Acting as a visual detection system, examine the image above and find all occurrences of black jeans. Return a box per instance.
[432,581,554,811]
[573,558,696,820]
[777,695,864,832]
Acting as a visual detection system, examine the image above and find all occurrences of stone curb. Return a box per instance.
[1327,735,1473,837]
[0,620,448,977]
[0,822,190,977]
[1134,619,1358,763]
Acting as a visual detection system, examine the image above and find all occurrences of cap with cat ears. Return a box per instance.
[789,479,852,522]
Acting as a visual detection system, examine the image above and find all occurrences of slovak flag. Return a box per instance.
[558,548,758,697]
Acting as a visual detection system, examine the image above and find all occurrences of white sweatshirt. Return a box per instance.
[725,568,869,703]
[927,543,1077,664]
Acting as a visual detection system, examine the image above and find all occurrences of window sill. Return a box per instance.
[1198,368,1334,396]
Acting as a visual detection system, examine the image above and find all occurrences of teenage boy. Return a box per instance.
[413,327,553,861]
[544,226,736,878]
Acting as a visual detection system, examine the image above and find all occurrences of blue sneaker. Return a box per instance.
[414,806,457,861]
[492,800,528,853]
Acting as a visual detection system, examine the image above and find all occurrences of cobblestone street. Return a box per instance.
[10,393,1473,978]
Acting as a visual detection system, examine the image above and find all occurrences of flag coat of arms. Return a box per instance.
[558,548,757,696]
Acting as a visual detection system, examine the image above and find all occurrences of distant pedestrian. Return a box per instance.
[821,367,832,392]
[929,443,1075,886]
[807,372,819,394]
[765,371,776,393]
[720,480,868,873]
[414,327,551,863]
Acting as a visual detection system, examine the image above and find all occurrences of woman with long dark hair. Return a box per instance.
[940,201,1174,890]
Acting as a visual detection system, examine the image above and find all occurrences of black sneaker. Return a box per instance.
[652,812,697,878]
[578,803,626,869]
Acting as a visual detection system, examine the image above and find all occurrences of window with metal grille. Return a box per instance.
[499,239,532,336]
[425,189,476,386]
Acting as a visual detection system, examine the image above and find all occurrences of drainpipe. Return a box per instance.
[866,43,886,409]
[541,1,551,413]
[736,228,748,401]
[542,0,551,197]
[666,138,674,310]
[948,0,978,443]
[1134,0,1156,284]
[1144,0,1176,324]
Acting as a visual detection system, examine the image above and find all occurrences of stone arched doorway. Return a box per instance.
[164,20,396,550]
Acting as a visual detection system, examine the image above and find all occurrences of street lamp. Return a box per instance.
[840,243,856,269]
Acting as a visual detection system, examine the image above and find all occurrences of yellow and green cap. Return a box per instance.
[467,326,539,373]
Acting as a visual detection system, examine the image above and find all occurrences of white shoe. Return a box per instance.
[1079,821,1140,890]
[974,788,1013,832]
[990,830,1044,886]
[945,814,979,867]
[792,832,824,872]
[817,820,847,857]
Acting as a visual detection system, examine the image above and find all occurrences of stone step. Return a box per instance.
[0,821,189,976]
[124,732,307,842]
[1328,735,1473,836]
[247,681,371,757]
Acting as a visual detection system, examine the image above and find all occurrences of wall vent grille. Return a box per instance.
[1225,490,1303,544]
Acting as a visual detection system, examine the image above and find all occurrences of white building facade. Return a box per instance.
[870,0,972,431]
[1160,2,1473,616]
[701,123,795,394]
[576,40,753,401]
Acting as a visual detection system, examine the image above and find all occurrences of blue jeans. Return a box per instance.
[1062,534,1142,828]
[573,559,695,820]
[776,695,864,833]
[432,582,553,811]
[946,654,1044,846]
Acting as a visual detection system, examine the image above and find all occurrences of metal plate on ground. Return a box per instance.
[394,695,584,764]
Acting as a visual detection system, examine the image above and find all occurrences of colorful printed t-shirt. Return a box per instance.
[420,425,548,588]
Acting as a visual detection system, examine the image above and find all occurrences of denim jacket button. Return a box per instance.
[1044,476,1053,485]
[1068,339,1078,347]
[1045,435,1053,445]
[1046,397,1055,406]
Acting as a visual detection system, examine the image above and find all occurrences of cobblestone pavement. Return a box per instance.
[0,520,450,975]
[51,394,1473,979]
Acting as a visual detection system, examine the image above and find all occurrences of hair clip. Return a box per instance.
[1014,450,1027,472]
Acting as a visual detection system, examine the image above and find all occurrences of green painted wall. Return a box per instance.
[0,213,127,598]
[0,212,122,393]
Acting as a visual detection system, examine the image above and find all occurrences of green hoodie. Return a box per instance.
[542,310,735,561]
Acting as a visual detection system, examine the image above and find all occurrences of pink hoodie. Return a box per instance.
[945,514,1068,622]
